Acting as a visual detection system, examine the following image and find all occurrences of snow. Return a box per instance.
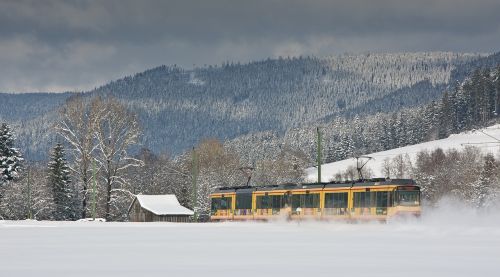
[0,202,499,277]
[307,124,500,181]
[133,194,194,215]
[76,218,106,222]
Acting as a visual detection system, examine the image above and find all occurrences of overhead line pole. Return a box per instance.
[191,147,198,222]
[27,168,32,220]
[317,127,322,183]
[92,159,97,221]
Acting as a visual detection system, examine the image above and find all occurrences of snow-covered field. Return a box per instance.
[1,203,499,277]
[307,124,500,181]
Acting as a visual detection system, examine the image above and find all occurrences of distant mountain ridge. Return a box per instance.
[0,52,497,160]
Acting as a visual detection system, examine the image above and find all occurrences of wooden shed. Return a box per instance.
[128,195,194,222]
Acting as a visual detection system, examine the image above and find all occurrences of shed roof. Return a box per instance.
[129,195,194,216]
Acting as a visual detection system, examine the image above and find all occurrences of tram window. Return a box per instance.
[305,194,319,208]
[353,192,365,208]
[211,198,220,212]
[354,192,375,208]
[292,195,301,210]
[375,191,389,207]
[291,194,319,209]
[325,192,348,208]
[336,193,348,208]
[256,195,271,209]
[283,194,290,208]
[271,195,284,209]
[220,197,232,210]
[324,193,333,208]
[236,193,252,209]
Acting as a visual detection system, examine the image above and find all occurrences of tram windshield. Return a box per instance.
[395,191,420,206]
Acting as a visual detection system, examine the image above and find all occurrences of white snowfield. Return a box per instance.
[1,203,499,277]
[307,124,500,181]
[131,194,194,215]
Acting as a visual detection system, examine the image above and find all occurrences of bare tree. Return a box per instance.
[341,165,357,181]
[382,158,392,178]
[55,95,101,219]
[93,97,142,220]
[391,155,406,178]
[181,139,243,217]
[0,165,54,220]
[249,143,308,185]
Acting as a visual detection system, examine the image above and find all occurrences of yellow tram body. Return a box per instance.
[210,179,421,222]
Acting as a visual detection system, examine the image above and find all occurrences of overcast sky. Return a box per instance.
[1,0,499,93]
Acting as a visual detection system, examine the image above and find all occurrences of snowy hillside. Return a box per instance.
[306,124,500,181]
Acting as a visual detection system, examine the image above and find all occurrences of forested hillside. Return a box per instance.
[227,64,500,168]
[0,52,492,160]
[0,93,72,121]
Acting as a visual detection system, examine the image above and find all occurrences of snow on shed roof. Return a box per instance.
[131,195,194,216]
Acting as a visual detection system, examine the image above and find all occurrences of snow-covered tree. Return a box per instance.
[47,143,75,220]
[92,97,143,221]
[55,95,101,219]
[0,165,53,220]
[0,123,23,188]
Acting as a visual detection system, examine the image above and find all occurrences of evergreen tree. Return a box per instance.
[438,92,452,139]
[409,109,424,144]
[495,66,500,115]
[471,70,483,124]
[379,116,392,150]
[337,133,354,160]
[479,68,495,123]
[352,116,364,153]
[325,144,337,163]
[421,103,437,140]
[0,123,23,187]
[454,85,468,131]
[448,87,460,133]
[47,143,74,220]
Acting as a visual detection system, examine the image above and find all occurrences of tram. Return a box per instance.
[210,178,421,222]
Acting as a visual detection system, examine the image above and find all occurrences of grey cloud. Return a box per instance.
[0,0,499,92]
[2,0,499,41]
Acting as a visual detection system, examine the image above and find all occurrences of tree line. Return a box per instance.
[357,147,499,208]
[0,96,142,221]
[0,96,305,221]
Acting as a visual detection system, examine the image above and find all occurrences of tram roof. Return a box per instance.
[214,178,416,193]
